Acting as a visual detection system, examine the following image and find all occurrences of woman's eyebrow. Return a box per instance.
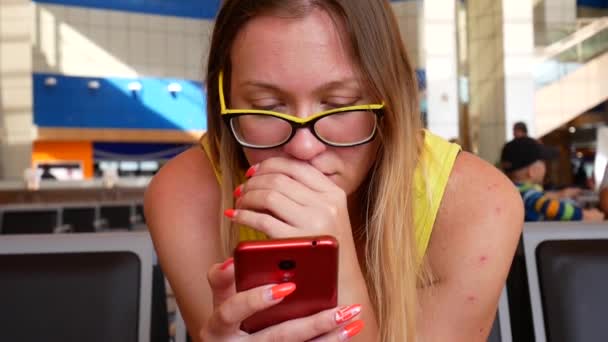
[239,78,361,94]
[239,81,281,91]
[317,79,361,92]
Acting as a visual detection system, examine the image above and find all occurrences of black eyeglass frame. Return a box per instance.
[221,109,384,149]
[218,71,385,149]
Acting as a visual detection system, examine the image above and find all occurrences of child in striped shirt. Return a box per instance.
[500,137,604,222]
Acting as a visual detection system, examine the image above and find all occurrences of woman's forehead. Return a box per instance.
[230,8,358,88]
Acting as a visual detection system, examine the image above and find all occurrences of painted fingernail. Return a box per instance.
[335,304,362,324]
[265,282,296,301]
[340,320,364,341]
[245,164,258,178]
[220,257,234,271]
[233,184,243,198]
[224,209,237,219]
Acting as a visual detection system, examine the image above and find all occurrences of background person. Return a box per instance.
[501,137,604,222]
[513,121,528,139]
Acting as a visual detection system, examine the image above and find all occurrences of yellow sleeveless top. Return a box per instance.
[200,130,460,258]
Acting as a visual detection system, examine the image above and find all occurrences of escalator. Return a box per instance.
[535,17,608,136]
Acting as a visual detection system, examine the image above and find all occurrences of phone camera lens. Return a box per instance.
[279,260,296,270]
[312,240,317,247]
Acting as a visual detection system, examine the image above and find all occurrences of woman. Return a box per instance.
[145,1,523,341]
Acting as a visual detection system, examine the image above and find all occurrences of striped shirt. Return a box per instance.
[516,182,583,221]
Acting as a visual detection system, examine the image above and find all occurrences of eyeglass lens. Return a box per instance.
[230,109,377,147]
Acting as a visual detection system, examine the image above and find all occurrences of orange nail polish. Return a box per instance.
[245,164,258,178]
[341,320,364,340]
[269,282,296,300]
[220,257,234,270]
[335,304,362,324]
[224,209,237,219]
[233,185,243,198]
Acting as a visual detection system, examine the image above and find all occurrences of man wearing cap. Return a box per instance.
[500,137,604,222]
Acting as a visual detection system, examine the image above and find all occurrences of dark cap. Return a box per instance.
[500,137,558,173]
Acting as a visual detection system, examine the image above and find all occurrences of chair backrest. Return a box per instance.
[523,222,608,342]
[151,264,169,342]
[0,232,153,342]
[1,208,59,234]
[487,286,513,342]
[174,307,190,342]
[61,206,97,233]
[135,203,146,224]
[99,204,133,230]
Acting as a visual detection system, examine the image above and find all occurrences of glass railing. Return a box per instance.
[534,26,608,88]
[535,24,579,47]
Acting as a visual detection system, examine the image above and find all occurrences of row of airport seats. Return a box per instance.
[0,201,145,234]
[2,221,605,341]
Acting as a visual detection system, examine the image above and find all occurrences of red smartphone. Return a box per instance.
[234,235,339,333]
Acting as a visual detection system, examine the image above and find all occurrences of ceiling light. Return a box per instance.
[128,81,142,92]
[44,77,57,87]
[168,82,182,94]
[88,80,100,90]
[568,126,576,133]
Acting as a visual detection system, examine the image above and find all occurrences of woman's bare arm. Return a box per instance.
[600,187,608,216]
[144,147,223,340]
[419,152,524,341]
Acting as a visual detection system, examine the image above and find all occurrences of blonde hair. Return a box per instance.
[205,1,426,340]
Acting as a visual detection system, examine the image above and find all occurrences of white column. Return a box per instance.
[467,0,505,160]
[423,0,460,140]
[503,1,535,140]
[467,0,535,162]
[0,0,34,180]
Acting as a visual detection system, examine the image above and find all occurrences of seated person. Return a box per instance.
[501,137,604,222]
[145,1,524,341]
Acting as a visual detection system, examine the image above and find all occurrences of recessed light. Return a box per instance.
[88,80,101,90]
[44,77,58,87]
[128,81,143,92]
[168,82,182,93]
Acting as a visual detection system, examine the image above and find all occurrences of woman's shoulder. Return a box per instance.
[434,151,523,243]
[427,151,523,281]
[144,146,221,236]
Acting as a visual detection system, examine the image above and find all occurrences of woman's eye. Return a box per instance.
[323,98,360,108]
[324,101,357,109]
[252,103,284,111]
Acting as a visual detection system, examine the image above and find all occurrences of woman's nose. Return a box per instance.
[281,127,327,161]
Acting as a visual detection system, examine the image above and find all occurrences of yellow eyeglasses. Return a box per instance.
[219,71,384,149]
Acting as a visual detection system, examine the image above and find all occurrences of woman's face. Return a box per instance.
[229,8,380,196]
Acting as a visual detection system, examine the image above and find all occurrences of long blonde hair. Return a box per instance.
[205,1,425,340]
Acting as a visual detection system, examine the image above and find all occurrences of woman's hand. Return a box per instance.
[199,258,364,341]
[226,157,355,245]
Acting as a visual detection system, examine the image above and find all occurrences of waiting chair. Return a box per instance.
[0,208,60,234]
[135,203,146,225]
[487,286,512,342]
[523,222,608,342]
[0,232,154,342]
[174,307,190,342]
[61,206,97,233]
[99,204,133,230]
